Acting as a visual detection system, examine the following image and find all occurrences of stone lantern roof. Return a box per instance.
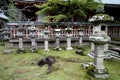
[88,14,114,23]
[0,12,9,20]
[88,5,114,23]
[28,26,38,31]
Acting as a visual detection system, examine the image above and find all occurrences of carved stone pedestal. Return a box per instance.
[89,35,110,79]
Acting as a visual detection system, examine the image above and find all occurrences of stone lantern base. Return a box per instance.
[88,68,109,79]
[17,48,26,53]
[66,47,73,50]
[30,47,38,53]
[53,47,62,51]
[44,49,49,52]
[4,49,12,54]
[88,51,112,59]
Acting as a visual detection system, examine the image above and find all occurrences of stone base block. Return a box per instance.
[4,49,12,54]
[88,51,94,58]
[66,47,73,50]
[88,51,112,59]
[53,47,62,51]
[17,48,26,53]
[30,47,38,53]
[44,49,49,51]
[88,69,109,79]
[76,50,86,56]
[104,51,112,59]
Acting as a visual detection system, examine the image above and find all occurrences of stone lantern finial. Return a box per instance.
[96,5,105,13]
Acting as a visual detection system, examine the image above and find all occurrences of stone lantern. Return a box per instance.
[28,26,38,53]
[54,28,62,51]
[43,27,50,51]
[65,27,73,50]
[16,28,25,53]
[2,27,11,54]
[88,7,114,79]
[78,27,84,46]
[2,31,10,40]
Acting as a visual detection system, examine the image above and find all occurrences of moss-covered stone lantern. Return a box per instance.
[88,6,114,79]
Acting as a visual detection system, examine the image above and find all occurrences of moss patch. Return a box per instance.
[0,46,120,80]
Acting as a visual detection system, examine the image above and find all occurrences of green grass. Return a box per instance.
[0,46,120,80]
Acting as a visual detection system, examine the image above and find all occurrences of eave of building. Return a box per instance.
[6,21,120,27]
[105,4,120,8]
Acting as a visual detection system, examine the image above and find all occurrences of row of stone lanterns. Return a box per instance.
[14,26,84,52]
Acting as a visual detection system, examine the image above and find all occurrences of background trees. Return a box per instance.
[35,0,103,22]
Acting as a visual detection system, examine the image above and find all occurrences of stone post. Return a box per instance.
[94,45,105,70]
[31,38,36,47]
[43,28,50,51]
[65,27,73,50]
[19,38,23,49]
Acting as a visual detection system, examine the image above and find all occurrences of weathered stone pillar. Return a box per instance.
[44,40,49,51]
[56,38,60,49]
[94,44,105,70]
[31,38,36,47]
[19,38,23,49]
[65,27,73,50]
[79,37,82,45]
[89,35,110,79]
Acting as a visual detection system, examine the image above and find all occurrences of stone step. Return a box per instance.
[109,40,120,46]
[109,45,120,54]
[108,50,120,60]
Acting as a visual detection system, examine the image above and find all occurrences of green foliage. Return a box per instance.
[6,2,21,21]
[86,65,95,72]
[43,14,68,22]
[0,41,4,46]
[35,0,102,22]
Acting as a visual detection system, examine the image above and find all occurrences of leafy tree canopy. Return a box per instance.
[35,0,103,22]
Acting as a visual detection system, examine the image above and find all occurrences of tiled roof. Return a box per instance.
[0,12,9,20]
[96,0,120,5]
